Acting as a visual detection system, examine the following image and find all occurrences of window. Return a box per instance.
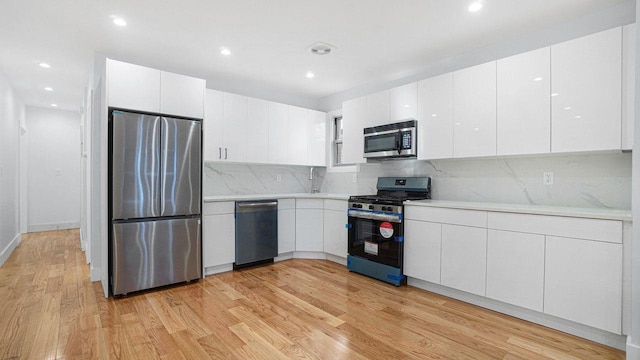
[333,116,343,165]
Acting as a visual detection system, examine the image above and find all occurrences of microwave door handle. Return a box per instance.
[396,130,402,154]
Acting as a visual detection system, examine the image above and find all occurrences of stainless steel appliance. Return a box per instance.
[347,177,431,286]
[109,109,202,296]
[363,120,417,159]
[234,200,278,269]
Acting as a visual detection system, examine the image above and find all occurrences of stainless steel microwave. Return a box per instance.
[363,120,417,159]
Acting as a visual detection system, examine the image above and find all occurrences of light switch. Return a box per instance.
[276,174,282,182]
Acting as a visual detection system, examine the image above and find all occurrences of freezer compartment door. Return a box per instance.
[111,218,201,296]
[161,117,201,217]
[111,111,161,219]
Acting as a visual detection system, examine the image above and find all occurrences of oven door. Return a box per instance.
[347,209,403,268]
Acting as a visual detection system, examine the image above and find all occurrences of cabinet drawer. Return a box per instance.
[296,198,324,209]
[324,199,347,212]
[278,198,295,210]
[405,206,487,228]
[203,201,235,215]
[488,212,622,244]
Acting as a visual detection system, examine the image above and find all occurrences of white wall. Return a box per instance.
[0,70,24,267]
[25,106,81,232]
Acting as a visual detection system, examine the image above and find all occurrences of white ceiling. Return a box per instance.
[0,0,631,112]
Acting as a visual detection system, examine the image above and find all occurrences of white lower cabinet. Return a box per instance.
[295,199,324,252]
[278,199,296,254]
[323,200,348,258]
[202,202,235,269]
[544,236,622,334]
[404,220,441,284]
[440,224,487,296]
[486,229,545,312]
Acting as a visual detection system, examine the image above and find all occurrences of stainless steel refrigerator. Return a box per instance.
[109,110,201,296]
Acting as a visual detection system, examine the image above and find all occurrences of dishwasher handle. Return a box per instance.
[236,200,278,213]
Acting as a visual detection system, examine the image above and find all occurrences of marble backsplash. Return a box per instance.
[204,153,631,210]
[320,153,632,210]
[203,162,323,196]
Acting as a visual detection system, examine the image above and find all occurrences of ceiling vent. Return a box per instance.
[308,42,335,55]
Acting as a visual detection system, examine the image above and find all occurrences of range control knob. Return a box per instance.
[369,205,374,210]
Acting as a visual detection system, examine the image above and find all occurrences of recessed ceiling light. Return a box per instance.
[468,1,483,12]
[564,106,572,110]
[51,103,58,107]
[113,17,127,26]
[39,62,50,68]
[551,93,559,97]
[306,71,315,79]
[308,42,334,56]
[533,77,543,81]
[44,87,53,91]
[431,114,437,117]
[220,48,231,56]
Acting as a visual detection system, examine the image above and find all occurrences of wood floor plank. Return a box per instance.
[0,230,626,359]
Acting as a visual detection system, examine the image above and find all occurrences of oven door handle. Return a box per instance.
[348,209,402,223]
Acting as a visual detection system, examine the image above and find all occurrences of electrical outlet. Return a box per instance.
[352,173,358,183]
[543,171,554,185]
[276,174,282,182]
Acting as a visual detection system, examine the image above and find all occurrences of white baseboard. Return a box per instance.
[28,221,80,233]
[408,277,627,350]
[325,253,347,266]
[204,263,233,276]
[628,336,640,360]
[90,265,101,282]
[0,233,22,267]
[293,251,326,260]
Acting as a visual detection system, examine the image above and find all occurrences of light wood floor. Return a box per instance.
[0,230,625,359]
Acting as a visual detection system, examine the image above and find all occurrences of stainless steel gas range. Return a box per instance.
[347,177,431,286]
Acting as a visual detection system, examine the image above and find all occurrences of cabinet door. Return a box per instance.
[544,236,622,333]
[441,224,487,296]
[204,89,224,162]
[307,110,326,166]
[222,93,247,162]
[323,209,347,258]
[486,230,544,312]
[160,71,205,119]
[295,208,324,251]
[366,90,390,127]
[288,106,309,165]
[417,73,454,160]
[404,220,441,284]
[107,59,161,113]
[342,97,366,164]
[389,82,417,121]
[497,47,551,156]
[453,61,497,158]
[551,27,622,153]
[622,24,635,151]
[278,209,295,254]
[246,98,269,163]
[268,102,289,164]
[203,213,235,268]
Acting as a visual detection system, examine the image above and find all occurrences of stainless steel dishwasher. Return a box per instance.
[234,199,278,269]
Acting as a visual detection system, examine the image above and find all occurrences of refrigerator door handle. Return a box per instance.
[225,148,228,160]
[219,147,222,159]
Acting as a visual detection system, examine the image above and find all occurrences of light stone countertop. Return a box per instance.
[203,193,350,202]
[405,199,632,222]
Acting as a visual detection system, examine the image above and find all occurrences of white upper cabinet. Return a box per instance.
[287,106,309,165]
[366,90,390,127]
[389,82,417,121]
[222,92,248,162]
[268,102,289,164]
[246,98,269,164]
[342,96,367,164]
[107,59,205,119]
[203,89,224,162]
[622,24,635,151]
[417,73,454,160]
[160,71,205,119]
[551,27,622,153]
[497,47,551,156]
[107,59,161,113]
[453,61,497,158]
[308,110,327,166]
